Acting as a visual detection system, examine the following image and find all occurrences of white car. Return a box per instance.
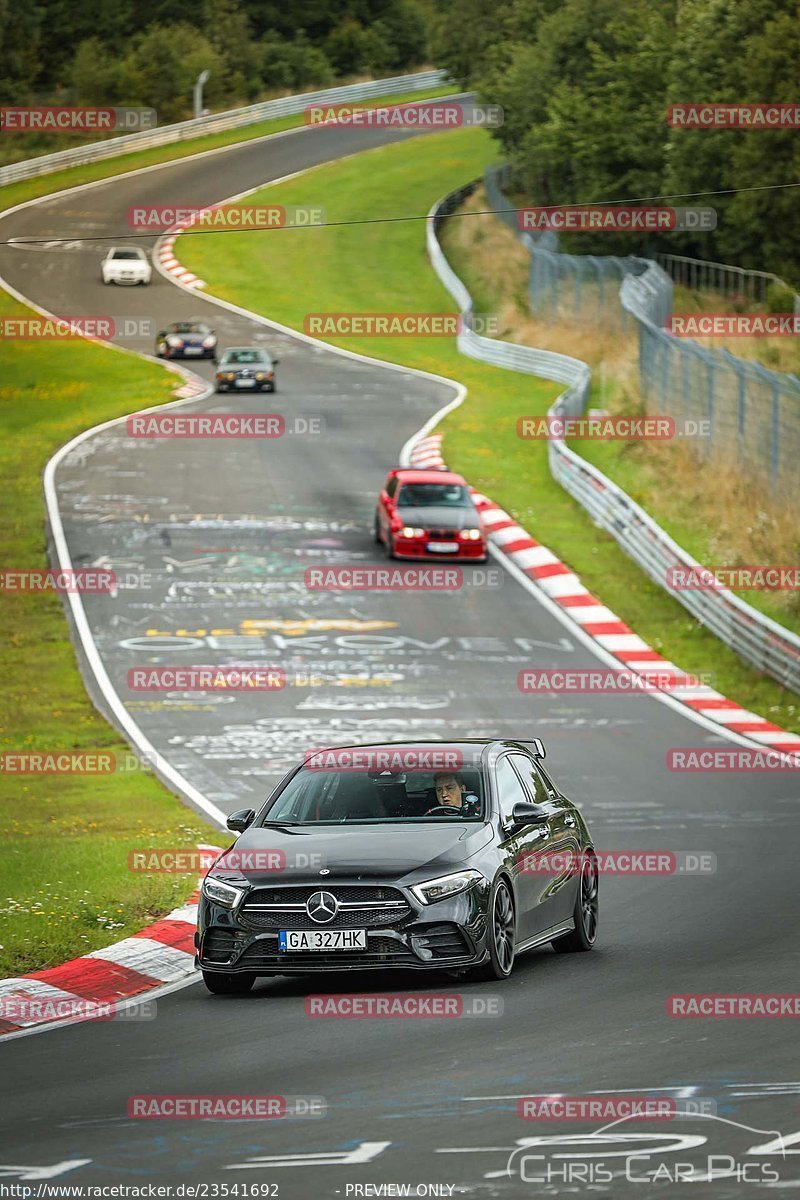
[101,246,152,285]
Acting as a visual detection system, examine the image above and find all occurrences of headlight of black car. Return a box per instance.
[202,877,247,909]
[410,869,484,905]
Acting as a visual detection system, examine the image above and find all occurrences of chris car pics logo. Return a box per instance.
[503,1113,791,1186]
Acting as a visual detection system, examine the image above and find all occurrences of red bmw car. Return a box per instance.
[374,468,487,561]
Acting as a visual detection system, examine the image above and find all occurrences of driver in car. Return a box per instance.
[428,772,481,817]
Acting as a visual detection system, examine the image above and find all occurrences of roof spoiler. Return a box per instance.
[516,738,546,759]
[531,738,546,759]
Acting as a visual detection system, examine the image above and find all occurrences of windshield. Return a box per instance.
[260,767,485,824]
[111,250,143,260]
[397,483,470,508]
[172,322,209,334]
[222,349,269,364]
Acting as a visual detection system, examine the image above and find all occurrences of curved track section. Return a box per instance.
[0,118,798,1197]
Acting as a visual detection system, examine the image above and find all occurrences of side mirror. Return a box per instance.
[510,800,548,828]
[226,808,255,832]
[271,358,280,365]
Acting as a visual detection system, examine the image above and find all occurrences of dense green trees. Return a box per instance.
[7,0,430,121]
[433,0,799,280]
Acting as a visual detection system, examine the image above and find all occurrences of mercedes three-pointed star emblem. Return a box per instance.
[306,890,339,923]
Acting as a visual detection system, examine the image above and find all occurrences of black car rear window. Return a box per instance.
[397,483,469,507]
[260,768,485,824]
[223,350,268,364]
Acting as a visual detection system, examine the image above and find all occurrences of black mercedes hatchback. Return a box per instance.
[197,740,598,994]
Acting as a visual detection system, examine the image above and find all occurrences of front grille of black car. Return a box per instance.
[413,923,471,959]
[238,935,417,970]
[244,907,405,930]
[248,885,401,904]
[240,885,412,932]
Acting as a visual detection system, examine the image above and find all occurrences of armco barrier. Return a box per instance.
[0,70,449,187]
[428,182,800,693]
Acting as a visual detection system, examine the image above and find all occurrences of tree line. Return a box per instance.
[0,0,431,121]
[430,0,800,284]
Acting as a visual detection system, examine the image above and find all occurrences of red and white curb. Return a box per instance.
[408,435,800,757]
[157,229,205,290]
[172,374,208,400]
[0,847,222,1038]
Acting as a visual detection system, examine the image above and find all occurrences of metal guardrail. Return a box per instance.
[430,182,591,395]
[0,70,449,187]
[428,181,800,693]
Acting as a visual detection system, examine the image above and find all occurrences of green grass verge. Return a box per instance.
[0,79,454,978]
[177,127,799,735]
[574,435,800,640]
[0,300,229,976]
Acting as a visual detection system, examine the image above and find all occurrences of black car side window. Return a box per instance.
[495,756,531,825]
[508,753,551,804]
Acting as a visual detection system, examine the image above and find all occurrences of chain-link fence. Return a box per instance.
[427,180,800,693]
[621,265,800,493]
[485,164,800,493]
[485,165,647,326]
[659,253,799,312]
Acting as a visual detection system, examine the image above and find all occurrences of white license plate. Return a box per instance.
[427,541,459,553]
[235,378,256,388]
[279,929,366,951]
[183,346,202,355]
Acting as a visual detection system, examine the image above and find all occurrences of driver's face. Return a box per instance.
[435,776,464,807]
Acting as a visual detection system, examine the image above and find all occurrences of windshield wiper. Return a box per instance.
[259,819,303,827]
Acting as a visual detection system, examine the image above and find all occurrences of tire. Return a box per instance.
[202,970,256,995]
[373,516,382,544]
[385,533,396,559]
[473,878,515,981]
[268,382,276,392]
[552,850,598,953]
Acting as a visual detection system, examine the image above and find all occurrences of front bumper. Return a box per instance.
[392,536,487,562]
[168,346,215,359]
[197,884,488,975]
[216,376,274,391]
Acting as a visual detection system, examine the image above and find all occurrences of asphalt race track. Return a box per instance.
[0,114,798,1197]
